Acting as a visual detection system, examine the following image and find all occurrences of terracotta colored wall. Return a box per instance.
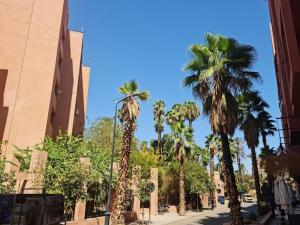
[269,0,300,152]
[0,0,90,171]
[72,70,85,136]
[0,0,66,171]
[66,31,83,135]
[82,66,91,118]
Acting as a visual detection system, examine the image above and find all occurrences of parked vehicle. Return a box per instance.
[218,196,225,204]
[158,203,169,214]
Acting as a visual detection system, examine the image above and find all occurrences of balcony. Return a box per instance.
[277,116,300,153]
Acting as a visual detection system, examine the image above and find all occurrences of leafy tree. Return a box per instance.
[84,117,124,158]
[112,80,149,225]
[42,133,87,215]
[184,33,260,225]
[138,180,151,222]
[129,148,158,179]
[153,100,166,155]
[183,101,200,129]
[184,160,214,195]
[83,140,111,205]
[238,91,268,203]
[166,104,193,216]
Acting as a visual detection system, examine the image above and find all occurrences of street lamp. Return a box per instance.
[104,94,137,225]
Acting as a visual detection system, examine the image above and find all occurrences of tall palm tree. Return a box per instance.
[183,101,200,129]
[238,91,268,204]
[166,104,193,216]
[205,134,221,207]
[230,137,245,176]
[230,137,245,193]
[257,111,276,151]
[153,100,166,155]
[184,33,260,225]
[112,80,149,225]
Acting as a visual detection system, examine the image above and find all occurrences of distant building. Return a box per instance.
[0,0,90,171]
[268,0,300,153]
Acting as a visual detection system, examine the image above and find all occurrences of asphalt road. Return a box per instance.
[165,203,257,225]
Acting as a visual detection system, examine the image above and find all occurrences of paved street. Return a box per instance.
[133,203,257,225]
[164,203,257,225]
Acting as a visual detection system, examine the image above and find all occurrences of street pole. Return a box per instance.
[149,184,151,224]
[104,103,118,225]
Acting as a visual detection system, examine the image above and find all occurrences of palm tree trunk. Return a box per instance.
[158,130,162,155]
[189,120,192,129]
[112,121,135,225]
[210,147,216,207]
[220,132,243,225]
[236,153,242,185]
[262,134,268,149]
[250,147,262,203]
[178,157,185,216]
[237,154,241,175]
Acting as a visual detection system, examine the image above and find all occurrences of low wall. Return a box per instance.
[66,212,137,225]
[66,217,105,225]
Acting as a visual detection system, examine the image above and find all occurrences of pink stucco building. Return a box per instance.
[0,0,90,171]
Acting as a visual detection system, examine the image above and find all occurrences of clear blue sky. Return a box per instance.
[68,0,280,172]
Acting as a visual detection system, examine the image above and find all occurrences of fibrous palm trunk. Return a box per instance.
[178,157,185,216]
[220,132,244,225]
[262,133,268,150]
[261,134,274,188]
[112,121,134,225]
[250,147,262,203]
[210,146,216,207]
[189,120,192,130]
[158,129,162,155]
[236,153,242,184]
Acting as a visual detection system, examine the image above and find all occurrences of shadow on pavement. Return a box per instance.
[191,204,257,225]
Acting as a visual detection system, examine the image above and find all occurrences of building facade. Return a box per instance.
[268,0,300,152]
[0,0,90,171]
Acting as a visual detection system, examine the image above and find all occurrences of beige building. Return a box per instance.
[0,0,90,171]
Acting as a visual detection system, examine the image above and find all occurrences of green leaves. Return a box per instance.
[42,133,87,211]
[118,80,149,123]
[184,33,260,136]
[184,160,214,194]
[0,143,16,194]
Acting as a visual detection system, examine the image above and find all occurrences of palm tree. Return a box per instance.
[257,111,276,151]
[153,100,166,155]
[238,91,268,204]
[205,134,221,207]
[183,101,200,129]
[112,80,149,225]
[166,104,193,216]
[184,33,260,225]
[230,137,245,176]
